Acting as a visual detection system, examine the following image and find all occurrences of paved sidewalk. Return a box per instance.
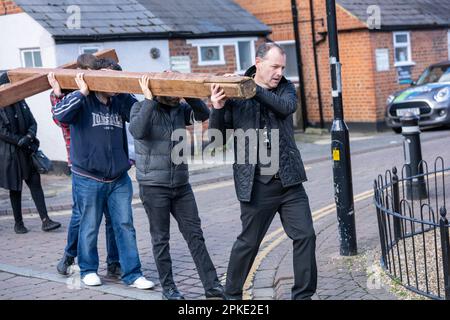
[0,188,398,301]
[0,129,449,300]
[2,128,448,216]
[250,195,397,300]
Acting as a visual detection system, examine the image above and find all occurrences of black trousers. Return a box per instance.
[139,183,220,291]
[10,169,49,224]
[225,178,317,300]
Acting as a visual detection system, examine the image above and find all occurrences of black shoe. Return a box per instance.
[56,253,75,275]
[106,262,122,279]
[205,285,225,299]
[162,288,185,300]
[14,222,28,234]
[42,218,61,232]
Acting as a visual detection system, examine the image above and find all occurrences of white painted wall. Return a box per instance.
[0,13,57,69]
[55,40,170,72]
[0,13,65,161]
[1,13,171,162]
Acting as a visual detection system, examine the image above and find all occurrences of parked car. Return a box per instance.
[385,61,450,133]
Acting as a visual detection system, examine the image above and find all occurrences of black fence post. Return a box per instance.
[375,181,387,268]
[392,167,402,241]
[439,207,450,300]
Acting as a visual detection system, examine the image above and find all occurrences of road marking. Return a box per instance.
[242,170,450,299]
[314,136,374,145]
[192,167,311,193]
[1,167,444,300]
[242,189,375,300]
[192,180,235,193]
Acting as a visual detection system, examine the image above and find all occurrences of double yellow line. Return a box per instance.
[242,188,375,300]
[185,168,376,299]
[243,169,450,299]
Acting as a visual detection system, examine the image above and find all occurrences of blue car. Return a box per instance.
[385,61,450,133]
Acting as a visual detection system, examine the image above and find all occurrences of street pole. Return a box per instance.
[326,0,357,256]
[291,0,308,130]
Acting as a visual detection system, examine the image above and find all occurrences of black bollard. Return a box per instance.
[400,112,427,200]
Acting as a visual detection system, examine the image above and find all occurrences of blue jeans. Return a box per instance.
[65,189,119,266]
[73,172,143,284]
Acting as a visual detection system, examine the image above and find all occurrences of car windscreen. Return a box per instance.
[416,65,450,85]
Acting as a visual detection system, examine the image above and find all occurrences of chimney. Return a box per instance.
[0,0,23,15]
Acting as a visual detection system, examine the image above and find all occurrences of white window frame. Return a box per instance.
[235,40,256,74]
[276,40,299,82]
[187,38,257,71]
[393,31,414,67]
[20,48,43,68]
[196,45,225,66]
[79,44,103,55]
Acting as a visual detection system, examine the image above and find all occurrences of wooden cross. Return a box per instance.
[0,49,119,108]
[0,49,256,109]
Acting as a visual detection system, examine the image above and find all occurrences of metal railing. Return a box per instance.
[373,157,449,299]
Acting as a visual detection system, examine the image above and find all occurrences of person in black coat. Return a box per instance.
[209,43,317,300]
[129,74,224,300]
[0,72,61,234]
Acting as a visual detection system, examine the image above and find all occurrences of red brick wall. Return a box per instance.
[305,29,378,125]
[169,38,266,74]
[169,37,266,135]
[237,0,450,130]
[235,0,375,127]
[371,30,449,121]
[345,31,378,123]
[0,0,22,15]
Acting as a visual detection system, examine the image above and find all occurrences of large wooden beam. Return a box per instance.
[0,49,119,108]
[7,68,256,99]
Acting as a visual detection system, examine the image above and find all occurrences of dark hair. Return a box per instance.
[76,53,98,70]
[255,42,285,59]
[95,58,122,71]
[0,72,10,85]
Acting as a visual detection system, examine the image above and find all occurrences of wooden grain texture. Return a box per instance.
[0,49,119,108]
[7,68,256,99]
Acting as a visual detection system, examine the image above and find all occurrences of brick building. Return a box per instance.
[236,0,450,131]
[0,0,270,161]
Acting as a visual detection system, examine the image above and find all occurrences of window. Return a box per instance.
[393,32,413,66]
[79,45,102,55]
[198,45,224,65]
[187,38,257,71]
[236,41,254,72]
[21,48,43,67]
[416,64,450,85]
[278,42,298,79]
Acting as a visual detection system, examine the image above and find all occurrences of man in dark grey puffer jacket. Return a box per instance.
[129,75,224,300]
[209,43,317,300]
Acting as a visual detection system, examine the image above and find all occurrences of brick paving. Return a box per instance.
[0,129,449,300]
